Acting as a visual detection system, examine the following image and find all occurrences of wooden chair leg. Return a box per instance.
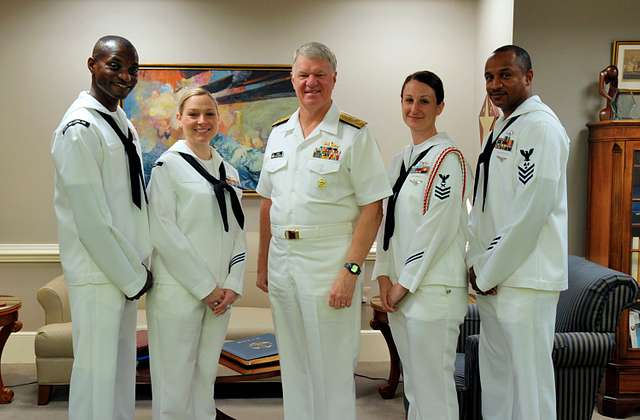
[37,384,52,405]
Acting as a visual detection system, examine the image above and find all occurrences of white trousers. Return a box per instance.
[268,235,360,420]
[389,285,467,420]
[68,283,137,420]
[477,286,559,420]
[146,283,230,420]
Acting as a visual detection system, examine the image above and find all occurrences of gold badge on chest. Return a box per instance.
[317,177,328,189]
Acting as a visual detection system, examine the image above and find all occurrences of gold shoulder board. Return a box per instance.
[272,115,291,127]
[339,112,367,129]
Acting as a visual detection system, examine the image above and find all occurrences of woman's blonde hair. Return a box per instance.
[176,87,218,115]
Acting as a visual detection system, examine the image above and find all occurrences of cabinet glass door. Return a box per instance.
[631,151,640,280]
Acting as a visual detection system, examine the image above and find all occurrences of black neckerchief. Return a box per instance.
[383,145,436,251]
[472,115,520,212]
[178,152,244,232]
[95,110,147,209]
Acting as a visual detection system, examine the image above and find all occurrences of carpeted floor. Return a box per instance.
[1,362,638,419]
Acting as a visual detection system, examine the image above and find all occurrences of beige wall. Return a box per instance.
[513,0,639,256]
[2,0,490,331]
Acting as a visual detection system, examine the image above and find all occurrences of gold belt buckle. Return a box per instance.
[285,230,300,240]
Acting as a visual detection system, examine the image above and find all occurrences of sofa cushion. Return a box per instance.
[35,323,73,358]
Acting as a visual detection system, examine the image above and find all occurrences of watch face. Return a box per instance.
[350,265,359,274]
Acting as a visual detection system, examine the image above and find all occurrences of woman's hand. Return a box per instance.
[377,276,395,312]
[212,289,239,316]
[202,287,225,310]
[388,283,409,309]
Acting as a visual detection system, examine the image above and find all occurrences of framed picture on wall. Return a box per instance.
[122,64,299,194]
[612,41,640,93]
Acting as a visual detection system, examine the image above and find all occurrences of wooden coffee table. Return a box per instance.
[0,296,22,404]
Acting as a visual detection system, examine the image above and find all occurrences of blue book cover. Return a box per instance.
[222,333,278,361]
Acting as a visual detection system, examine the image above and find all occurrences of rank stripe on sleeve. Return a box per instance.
[405,251,424,265]
[62,119,90,135]
[422,147,466,214]
[487,236,501,251]
[229,252,246,271]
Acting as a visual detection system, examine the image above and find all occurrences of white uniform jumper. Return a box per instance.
[51,91,152,420]
[146,140,246,420]
[256,103,392,420]
[468,95,569,420]
[373,133,470,420]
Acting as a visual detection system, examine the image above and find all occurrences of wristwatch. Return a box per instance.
[344,262,362,276]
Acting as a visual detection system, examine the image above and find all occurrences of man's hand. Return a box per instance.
[388,283,408,309]
[202,287,225,310]
[212,289,239,316]
[377,276,395,312]
[127,267,153,301]
[469,267,497,296]
[256,269,269,293]
[329,268,358,309]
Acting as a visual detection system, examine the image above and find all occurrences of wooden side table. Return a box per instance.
[0,296,22,404]
[369,296,401,399]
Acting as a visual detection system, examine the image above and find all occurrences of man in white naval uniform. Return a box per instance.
[51,36,152,420]
[468,45,570,420]
[256,42,392,420]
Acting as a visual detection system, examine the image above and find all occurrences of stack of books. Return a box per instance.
[220,333,280,375]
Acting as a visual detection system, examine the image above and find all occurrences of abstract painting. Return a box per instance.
[123,64,299,193]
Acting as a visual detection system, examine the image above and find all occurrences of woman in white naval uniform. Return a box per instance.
[146,87,246,420]
[373,71,470,420]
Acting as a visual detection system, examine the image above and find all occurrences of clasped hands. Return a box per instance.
[468,267,497,296]
[377,276,408,312]
[202,287,238,316]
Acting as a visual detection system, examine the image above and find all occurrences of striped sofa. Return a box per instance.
[459,256,639,420]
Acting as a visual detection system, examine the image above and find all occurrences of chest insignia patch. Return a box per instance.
[410,161,431,174]
[271,151,284,159]
[313,141,341,161]
[317,177,328,189]
[434,174,451,200]
[494,133,514,152]
[518,148,535,185]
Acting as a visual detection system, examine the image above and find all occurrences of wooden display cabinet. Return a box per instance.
[587,120,640,418]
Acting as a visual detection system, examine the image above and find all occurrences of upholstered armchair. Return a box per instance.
[461,256,639,420]
[34,232,273,405]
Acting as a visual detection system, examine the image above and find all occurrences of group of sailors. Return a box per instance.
[51,35,569,420]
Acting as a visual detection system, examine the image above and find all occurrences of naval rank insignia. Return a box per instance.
[434,174,451,200]
[313,141,341,161]
[518,148,535,185]
[271,151,284,159]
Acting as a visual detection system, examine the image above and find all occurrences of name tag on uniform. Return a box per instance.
[271,151,284,159]
[312,141,341,161]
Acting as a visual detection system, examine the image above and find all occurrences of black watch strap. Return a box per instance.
[344,262,362,276]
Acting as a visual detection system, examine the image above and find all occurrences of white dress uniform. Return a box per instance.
[373,132,470,420]
[146,140,246,420]
[256,103,392,420]
[468,95,569,420]
[51,91,152,420]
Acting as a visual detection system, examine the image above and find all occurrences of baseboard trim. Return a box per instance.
[2,330,389,365]
[0,244,60,263]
